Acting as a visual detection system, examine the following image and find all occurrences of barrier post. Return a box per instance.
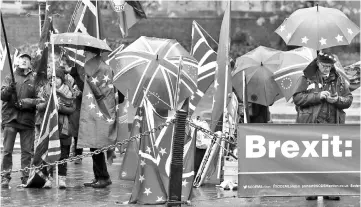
[167,99,189,207]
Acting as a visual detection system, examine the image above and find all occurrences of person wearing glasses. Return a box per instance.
[292,51,353,201]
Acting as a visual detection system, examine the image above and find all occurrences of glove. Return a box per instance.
[6,82,17,93]
[14,101,23,110]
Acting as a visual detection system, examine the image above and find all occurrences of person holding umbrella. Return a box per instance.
[292,51,353,200]
[81,46,113,188]
[1,53,38,187]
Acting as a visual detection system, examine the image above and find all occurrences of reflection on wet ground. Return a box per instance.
[1,153,359,207]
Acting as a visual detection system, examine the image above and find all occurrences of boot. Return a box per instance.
[323,196,340,200]
[306,196,317,200]
[58,176,66,189]
[92,178,112,188]
[1,177,11,188]
[43,178,52,189]
[84,178,97,187]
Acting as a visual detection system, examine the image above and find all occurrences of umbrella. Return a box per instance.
[273,47,317,101]
[343,61,360,92]
[231,46,283,106]
[52,32,112,52]
[275,5,360,50]
[112,36,198,110]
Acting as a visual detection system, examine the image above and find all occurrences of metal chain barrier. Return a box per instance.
[0,119,176,177]
[0,118,236,176]
[187,120,237,146]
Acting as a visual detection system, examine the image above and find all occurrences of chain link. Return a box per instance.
[0,119,175,177]
[0,118,235,176]
[187,120,237,146]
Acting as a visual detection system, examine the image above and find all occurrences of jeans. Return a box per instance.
[1,126,34,180]
[90,148,110,180]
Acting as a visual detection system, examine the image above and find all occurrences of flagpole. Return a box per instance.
[242,71,249,123]
[95,0,100,39]
[173,56,183,110]
[1,12,16,84]
[51,32,59,187]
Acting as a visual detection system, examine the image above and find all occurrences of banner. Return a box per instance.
[237,124,360,197]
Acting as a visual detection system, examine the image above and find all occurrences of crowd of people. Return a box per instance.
[1,47,121,189]
[0,45,354,203]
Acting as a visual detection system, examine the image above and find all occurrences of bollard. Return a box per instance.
[167,108,188,207]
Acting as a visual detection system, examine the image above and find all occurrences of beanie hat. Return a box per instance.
[317,51,336,64]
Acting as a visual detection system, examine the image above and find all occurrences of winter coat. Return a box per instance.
[1,68,38,128]
[293,64,353,124]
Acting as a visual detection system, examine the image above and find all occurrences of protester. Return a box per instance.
[36,67,76,189]
[59,56,83,164]
[293,51,353,201]
[82,46,113,188]
[1,53,38,187]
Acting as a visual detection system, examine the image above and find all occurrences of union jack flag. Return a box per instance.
[64,0,104,66]
[189,21,217,115]
[32,78,60,166]
[113,37,198,110]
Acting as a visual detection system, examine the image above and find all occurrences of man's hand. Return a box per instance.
[6,82,17,93]
[320,91,330,100]
[326,95,338,104]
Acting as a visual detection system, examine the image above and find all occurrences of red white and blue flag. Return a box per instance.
[189,21,217,115]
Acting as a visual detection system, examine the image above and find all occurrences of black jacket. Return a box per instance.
[1,68,38,128]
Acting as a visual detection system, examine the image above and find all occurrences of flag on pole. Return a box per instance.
[32,79,60,166]
[129,98,167,205]
[109,0,146,38]
[210,1,232,131]
[119,106,143,181]
[106,44,124,67]
[189,21,217,115]
[26,73,60,188]
[33,13,55,84]
[65,0,104,66]
[0,42,11,82]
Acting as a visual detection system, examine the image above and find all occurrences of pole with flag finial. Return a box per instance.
[51,31,59,187]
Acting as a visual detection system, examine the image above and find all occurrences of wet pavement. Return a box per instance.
[1,153,360,207]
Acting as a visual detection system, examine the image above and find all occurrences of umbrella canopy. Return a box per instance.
[275,5,360,50]
[232,46,283,106]
[343,61,360,92]
[113,36,198,110]
[273,47,317,101]
[52,32,112,52]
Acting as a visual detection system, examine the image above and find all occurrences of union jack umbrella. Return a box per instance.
[275,5,360,50]
[113,36,198,110]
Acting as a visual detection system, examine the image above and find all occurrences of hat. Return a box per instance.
[18,53,31,61]
[317,51,336,64]
[55,68,65,83]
